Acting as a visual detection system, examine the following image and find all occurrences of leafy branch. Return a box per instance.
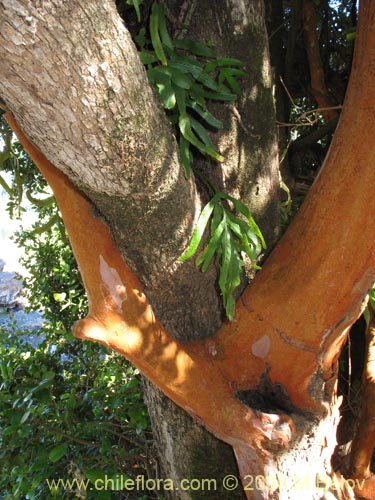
[180,193,266,320]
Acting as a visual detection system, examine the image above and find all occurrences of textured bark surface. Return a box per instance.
[0,1,281,496]
[8,112,360,500]
[166,0,281,248]
[0,2,224,496]
[142,378,245,500]
[348,308,375,499]
[0,0,222,341]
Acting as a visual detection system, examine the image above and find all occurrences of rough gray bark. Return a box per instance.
[0,0,222,340]
[143,378,246,500]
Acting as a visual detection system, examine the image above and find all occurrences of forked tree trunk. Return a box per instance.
[2,1,375,499]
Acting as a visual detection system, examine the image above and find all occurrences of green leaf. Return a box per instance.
[135,27,147,49]
[227,195,266,248]
[150,3,168,65]
[127,0,143,22]
[175,87,187,116]
[48,444,67,463]
[169,60,203,79]
[179,115,224,162]
[148,68,176,109]
[196,71,220,91]
[156,4,173,51]
[159,85,176,109]
[179,195,221,262]
[53,292,66,302]
[20,409,32,424]
[0,360,10,381]
[86,469,107,483]
[369,285,375,312]
[190,117,215,149]
[219,70,244,95]
[187,100,223,129]
[2,425,19,436]
[139,50,158,65]
[173,39,217,58]
[210,197,224,234]
[189,83,207,107]
[201,89,237,101]
[218,225,232,294]
[225,294,236,321]
[220,68,247,78]
[196,216,225,272]
[181,191,265,319]
[225,213,243,240]
[179,136,192,178]
[204,58,245,73]
[32,374,54,393]
[168,67,193,89]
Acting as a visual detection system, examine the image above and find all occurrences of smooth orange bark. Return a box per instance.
[4,1,375,496]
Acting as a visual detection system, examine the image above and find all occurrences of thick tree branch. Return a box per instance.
[3,1,375,498]
[211,0,375,411]
[302,0,339,121]
[171,0,281,248]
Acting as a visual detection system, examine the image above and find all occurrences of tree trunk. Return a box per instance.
[0,0,221,340]
[2,1,375,499]
[141,1,282,494]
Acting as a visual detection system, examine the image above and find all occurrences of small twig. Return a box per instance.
[42,424,100,446]
[277,106,342,128]
[278,76,342,128]
[231,104,249,133]
[279,75,303,111]
[172,0,197,38]
[346,334,357,416]
[214,1,223,37]
[268,22,285,41]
